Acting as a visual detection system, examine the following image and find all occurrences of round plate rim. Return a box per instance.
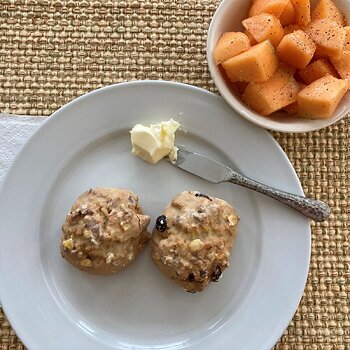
[0,80,311,350]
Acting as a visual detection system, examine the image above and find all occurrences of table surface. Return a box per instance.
[0,1,349,349]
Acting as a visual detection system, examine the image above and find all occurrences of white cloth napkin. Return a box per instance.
[0,114,47,183]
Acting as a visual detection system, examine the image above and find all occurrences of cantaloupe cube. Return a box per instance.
[314,26,349,59]
[283,102,299,114]
[280,1,296,26]
[230,83,241,96]
[330,28,350,82]
[249,0,290,18]
[242,13,284,47]
[283,82,306,113]
[297,75,348,118]
[214,32,251,65]
[283,24,302,35]
[290,0,311,26]
[299,59,339,84]
[234,81,249,94]
[313,46,331,59]
[222,40,279,82]
[311,0,347,27]
[244,30,258,45]
[242,69,301,115]
[305,19,346,58]
[344,26,350,50]
[313,27,350,60]
[279,62,297,75]
[331,51,350,80]
[277,30,316,69]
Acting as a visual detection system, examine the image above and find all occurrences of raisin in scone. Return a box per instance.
[60,188,150,275]
[151,191,239,293]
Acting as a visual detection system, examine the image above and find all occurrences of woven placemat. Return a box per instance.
[0,1,349,349]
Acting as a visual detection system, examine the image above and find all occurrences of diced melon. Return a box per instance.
[283,24,302,35]
[305,19,346,58]
[344,26,350,51]
[214,32,251,65]
[242,13,284,47]
[279,62,297,75]
[331,51,350,80]
[299,59,339,84]
[313,46,331,59]
[280,1,296,26]
[290,0,311,26]
[222,40,279,82]
[283,82,306,113]
[249,0,290,18]
[313,26,348,58]
[283,102,299,113]
[330,27,350,82]
[234,81,249,94]
[298,81,306,89]
[283,102,299,114]
[230,83,241,96]
[277,30,316,69]
[242,69,301,115]
[311,0,347,27]
[244,30,258,45]
[297,75,348,118]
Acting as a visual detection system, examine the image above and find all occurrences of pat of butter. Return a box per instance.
[130,119,181,164]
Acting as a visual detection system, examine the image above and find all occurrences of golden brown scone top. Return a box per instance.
[151,191,239,293]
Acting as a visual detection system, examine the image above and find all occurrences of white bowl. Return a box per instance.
[207,0,350,133]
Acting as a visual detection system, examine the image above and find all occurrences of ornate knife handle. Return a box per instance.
[227,171,331,222]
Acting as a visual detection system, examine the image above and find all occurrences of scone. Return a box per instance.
[60,188,150,274]
[151,191,239,293]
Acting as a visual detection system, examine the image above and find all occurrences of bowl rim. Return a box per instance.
[206,0,350,133]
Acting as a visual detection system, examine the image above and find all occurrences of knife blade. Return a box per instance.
[174,145,232,183]
[172,145,331,222]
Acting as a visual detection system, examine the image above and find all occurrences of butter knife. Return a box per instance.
[173,145,331,222]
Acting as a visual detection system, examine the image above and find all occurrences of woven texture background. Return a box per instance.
[0,1,349,349]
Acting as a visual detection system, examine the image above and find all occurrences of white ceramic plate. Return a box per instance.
[0,81,310,350]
